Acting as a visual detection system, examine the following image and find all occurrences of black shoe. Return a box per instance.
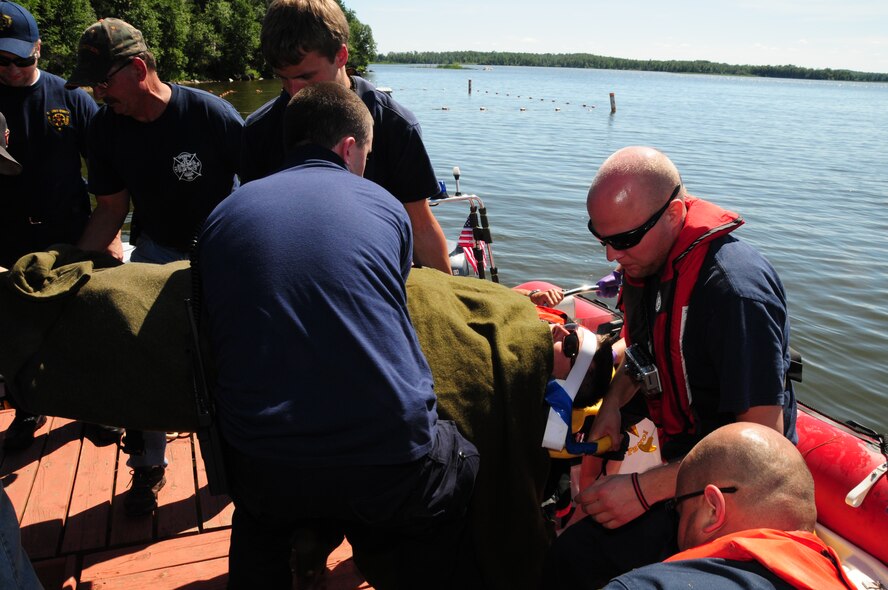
[85,423,124,446]
[124,465,166,516]
[3,412,47,451]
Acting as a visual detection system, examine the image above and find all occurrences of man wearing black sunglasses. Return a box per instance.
[1,0,102,451]
[602,423,854,589]
[545,147,796,588]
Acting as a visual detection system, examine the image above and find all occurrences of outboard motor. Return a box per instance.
[448,240,475,277]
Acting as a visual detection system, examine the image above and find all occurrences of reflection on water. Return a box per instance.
[200,66,888,432]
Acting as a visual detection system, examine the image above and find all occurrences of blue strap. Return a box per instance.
[544,380,572,427]
[544,380,601,455]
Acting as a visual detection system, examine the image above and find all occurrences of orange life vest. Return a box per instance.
[666,529,856,590]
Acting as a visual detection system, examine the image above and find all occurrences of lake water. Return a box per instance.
[207,65,888,433]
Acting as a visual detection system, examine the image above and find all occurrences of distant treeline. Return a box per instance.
[17,0,376,82]
[379,51,888,83]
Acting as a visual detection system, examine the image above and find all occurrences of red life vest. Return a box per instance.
[666,529,856,589]
[620,196,742,446]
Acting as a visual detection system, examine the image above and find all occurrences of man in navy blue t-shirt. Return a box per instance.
[199,82,478,590]
[242,0,452,274]
[65,17,243,517]
[0,0,102,451]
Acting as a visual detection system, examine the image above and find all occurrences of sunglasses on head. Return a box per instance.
[0,54,37,68]
[562,323,581,365]
[588,184,682,250]
[665,485,738,512]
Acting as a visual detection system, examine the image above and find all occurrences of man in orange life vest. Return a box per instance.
[602,422,854,590]
[545,146,797,587]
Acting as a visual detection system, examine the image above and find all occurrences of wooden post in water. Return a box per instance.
[468,79,472,95]
[610,92,616,113]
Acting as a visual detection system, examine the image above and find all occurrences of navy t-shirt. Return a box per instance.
[241,77,440,203]
[603,558,796,589]
[87,84,242,250]
[0,71,97,266]
[677,235,797,457]
[198,145,437,466]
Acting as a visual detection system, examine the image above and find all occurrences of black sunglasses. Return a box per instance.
[665,485,738,512]
[0,54,38,68]
[588,184,682,250]
[562,323,580,364]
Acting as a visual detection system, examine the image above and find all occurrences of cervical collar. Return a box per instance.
[542,328,598,450]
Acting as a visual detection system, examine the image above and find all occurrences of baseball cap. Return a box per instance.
[66,18,148,88]
[0,0,39,58]
[1,111,23,175]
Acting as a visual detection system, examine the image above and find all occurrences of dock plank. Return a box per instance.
[157,434,201,538]
[81,529,230,580]
[0,410,53,522]
[20,417,81,559]
[60,433,118,554]
[33,554,78,590]
[81,556,228,590]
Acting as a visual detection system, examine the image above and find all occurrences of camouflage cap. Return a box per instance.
[66,18,148,88]
[1,111,23,176]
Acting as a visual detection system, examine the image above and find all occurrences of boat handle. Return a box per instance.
[845,462,887,508]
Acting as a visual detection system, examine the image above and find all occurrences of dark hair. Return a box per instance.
[283,81,372,151]
[261,0,349,69]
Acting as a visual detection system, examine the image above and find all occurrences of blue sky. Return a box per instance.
[345,0,888,73]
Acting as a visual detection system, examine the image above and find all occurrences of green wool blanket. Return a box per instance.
[0,249,554,586]
[0,246,195,430]
[406,268,553,588]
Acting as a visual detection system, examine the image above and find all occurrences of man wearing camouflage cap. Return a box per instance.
[67,17,243,517]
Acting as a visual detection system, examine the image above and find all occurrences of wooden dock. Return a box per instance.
[0,408,370,589]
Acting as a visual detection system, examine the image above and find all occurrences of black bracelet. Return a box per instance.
[631,472,651,511]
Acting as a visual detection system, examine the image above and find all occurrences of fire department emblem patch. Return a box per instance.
[173,152,202,181]
[47,109,71,132]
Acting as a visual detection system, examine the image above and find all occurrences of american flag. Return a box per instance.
[456,215,487,274]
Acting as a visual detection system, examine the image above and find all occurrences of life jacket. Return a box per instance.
[536,304,569,325]
[620,196,742,448]
[666,529,856,590]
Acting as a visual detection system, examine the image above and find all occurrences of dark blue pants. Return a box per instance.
[226,420,480,590]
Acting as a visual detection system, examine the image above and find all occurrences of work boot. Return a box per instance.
[2,411,47,451]
[124,465,166,516]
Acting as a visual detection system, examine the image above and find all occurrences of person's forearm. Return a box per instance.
[78,193,129,255]
[606,364,641,408]
[404,200,451,273]
[413,225,451,272]
[636,461,681,504]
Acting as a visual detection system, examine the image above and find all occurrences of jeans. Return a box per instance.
[0,482,43,590]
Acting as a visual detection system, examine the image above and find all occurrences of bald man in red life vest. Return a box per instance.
[545,147,798,588]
